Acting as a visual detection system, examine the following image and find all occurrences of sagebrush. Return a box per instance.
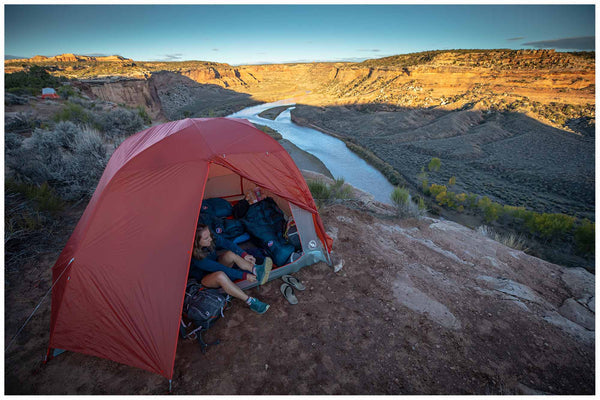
[7,122,109,201]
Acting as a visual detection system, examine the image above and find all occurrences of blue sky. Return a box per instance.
[4,4,595,65]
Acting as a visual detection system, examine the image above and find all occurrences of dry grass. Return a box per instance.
[477,225,529,252]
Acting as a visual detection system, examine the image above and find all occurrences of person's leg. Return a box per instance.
[201,271,270,314]
[201,271,248,302]
[192,256,246,281]
[219,250,254,273]
[245,247,265,265]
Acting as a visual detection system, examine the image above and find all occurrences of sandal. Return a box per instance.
[280,283,298,305]
[281,274,306,291]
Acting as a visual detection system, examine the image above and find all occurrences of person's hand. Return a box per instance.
[244,254,256,264]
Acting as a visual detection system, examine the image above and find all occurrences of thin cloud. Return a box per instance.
[5,54,26,59]
[84,53,109,57]
[507,37,525,41]
[358,49,381,52]
[212,48,219,52]
[161,53,184,61]
[522,36,595,50]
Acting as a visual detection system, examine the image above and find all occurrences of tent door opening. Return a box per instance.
[194,163,328,290]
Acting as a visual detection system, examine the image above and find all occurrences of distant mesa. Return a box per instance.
[31,55,49,62]
[6,53,133,63]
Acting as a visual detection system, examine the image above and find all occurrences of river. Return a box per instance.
[228,101,395,204]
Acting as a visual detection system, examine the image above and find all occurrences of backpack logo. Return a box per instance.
[267,240,274,247]
[216,227,223,234]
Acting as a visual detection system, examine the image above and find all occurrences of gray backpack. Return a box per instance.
[180,279,230,353]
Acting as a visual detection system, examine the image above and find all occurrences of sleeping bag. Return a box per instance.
[241,197,295,266]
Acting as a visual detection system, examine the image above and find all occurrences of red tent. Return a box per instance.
[41,87,59,99]
[47,118,331,381]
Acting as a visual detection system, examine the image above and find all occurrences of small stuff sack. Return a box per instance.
[183,279,229,330]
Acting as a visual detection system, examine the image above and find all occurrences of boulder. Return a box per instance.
[558,298,595,331]
[561,267,595,299]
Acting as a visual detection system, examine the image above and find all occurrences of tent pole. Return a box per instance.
[169,379,172,393]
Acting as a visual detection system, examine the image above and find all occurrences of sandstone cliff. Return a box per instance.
[6,50,593,128]
[72,77,165,120]
[8,53,133,63]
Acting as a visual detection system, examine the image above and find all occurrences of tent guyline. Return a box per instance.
[5,258,75,353]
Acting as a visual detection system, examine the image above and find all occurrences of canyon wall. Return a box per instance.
[13,49,592,130]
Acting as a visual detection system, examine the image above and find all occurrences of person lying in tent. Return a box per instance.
[189,224,272,314]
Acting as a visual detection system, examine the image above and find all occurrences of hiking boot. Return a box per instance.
[248,297,270,314]
[254,257,273,285]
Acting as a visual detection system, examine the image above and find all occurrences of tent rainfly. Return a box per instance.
[46,118,333,382]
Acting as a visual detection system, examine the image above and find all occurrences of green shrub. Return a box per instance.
[429,183,447,197]
[477,196,492,211]
[330,177,353,200]
[28,182,64,214]
[510,207,535,226]
[307,180,331,208]
[435,191,448,206]
[416,196,427,211]
[526,213,576,239]
[307,178,354,209]
[391,187,426,218]
[4,178,65,213]
[574,219,595,255]
[428,157,441,172]
[54,102,92,125]
[7,180,65,215]
[391,186,410,207]
[57,85,76,99]
[483,202,502,223]
[466,193,478,209]
[137,106,152,125]
[421,179,430,195]
[455,192,467,205]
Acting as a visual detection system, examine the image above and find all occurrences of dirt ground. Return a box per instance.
[4,197,594,395]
